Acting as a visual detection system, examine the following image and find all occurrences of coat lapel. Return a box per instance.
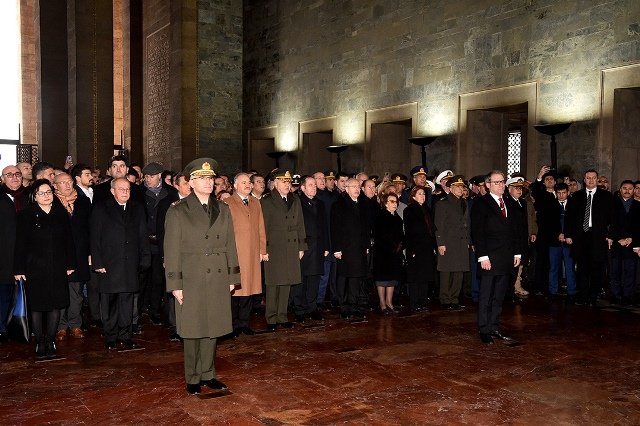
[208,196,220,228]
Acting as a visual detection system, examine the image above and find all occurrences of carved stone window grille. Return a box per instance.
[507,130,521,177]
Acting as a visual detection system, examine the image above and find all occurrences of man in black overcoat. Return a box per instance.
[91,178,150,349]
[293,176,329,322]
[564,169,613,306]
[0,165,27,341]
[471,171,524,344]
[331,178,371,319]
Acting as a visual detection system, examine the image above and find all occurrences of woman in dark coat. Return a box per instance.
[14,179,76,359]
[372,193,404,314]
[403,185,437,312]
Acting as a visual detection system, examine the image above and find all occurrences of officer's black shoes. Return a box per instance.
[186,384,201,395]
[200,378,227,390]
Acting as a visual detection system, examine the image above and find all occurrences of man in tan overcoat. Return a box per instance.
[261,169,307,330]
[225,173,267,336]
[164,158,240,395]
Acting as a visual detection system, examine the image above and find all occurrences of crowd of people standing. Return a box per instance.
[1,154,639,394]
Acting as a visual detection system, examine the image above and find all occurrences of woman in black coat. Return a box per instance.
[403,185,437,312]
[14,180,76,359]
[372,193,404,314]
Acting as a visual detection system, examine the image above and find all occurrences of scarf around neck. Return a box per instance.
[56,189,78,215]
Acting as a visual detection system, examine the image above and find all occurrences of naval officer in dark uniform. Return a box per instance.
[164,158,240,395]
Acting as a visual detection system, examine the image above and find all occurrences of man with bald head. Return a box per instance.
[0,165,28,341]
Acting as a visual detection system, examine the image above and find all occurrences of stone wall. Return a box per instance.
[243,0,640,181]
[198,0,243,175]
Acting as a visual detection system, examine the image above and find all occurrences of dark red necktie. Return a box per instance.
[499,197,506,218]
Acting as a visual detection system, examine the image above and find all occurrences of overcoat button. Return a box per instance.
[206,268,211,273]
[205,235,209,239]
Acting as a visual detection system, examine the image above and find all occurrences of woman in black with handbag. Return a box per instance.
[403,185,437,312]
[14,179,75,359]
[372,193,404,314]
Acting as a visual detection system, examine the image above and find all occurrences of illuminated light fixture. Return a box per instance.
[326,145,349,174]
[266,151,286,168]
[533,123,572,171]
[408,136,438,168]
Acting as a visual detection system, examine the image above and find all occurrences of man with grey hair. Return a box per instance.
[331,178,371,319]
[471,170,524,344]
[226,172,267,336]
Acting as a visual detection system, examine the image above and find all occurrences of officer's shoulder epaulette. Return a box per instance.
[262,192,273,200]
[171,198,187,207]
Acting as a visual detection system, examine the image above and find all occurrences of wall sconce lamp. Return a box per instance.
[533,123,572,171]
[408,136,438,167]
[326,145,349,174]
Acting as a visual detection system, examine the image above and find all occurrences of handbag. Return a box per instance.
[6,278,30,343]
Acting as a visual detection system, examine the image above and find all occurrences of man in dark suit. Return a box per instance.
[531,165,558,296]
[294,176,329,322]
[564,169,613,306]
[91,177,150,350]
[547,183,577,302]
[609,180,640,305]
[331,178,371,319]
[53,172,92,340]
[471,170,524,344]
[0,165,28,342]
[71,163,101,327]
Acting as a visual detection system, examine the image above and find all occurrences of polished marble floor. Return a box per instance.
[1,297,639,425]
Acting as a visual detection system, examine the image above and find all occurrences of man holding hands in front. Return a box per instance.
[164,158,240,395]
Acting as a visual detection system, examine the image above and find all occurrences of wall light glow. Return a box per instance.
[422,109,456,136]
[277,128,298,152]
[335,113,364,145]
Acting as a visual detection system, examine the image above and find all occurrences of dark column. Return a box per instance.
[39,1,68,163]
[71,0,114,169]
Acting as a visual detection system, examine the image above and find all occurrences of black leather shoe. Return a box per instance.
[200,378,227,390]
[122,339,138,350]
[309,310,324,321]
[105,341,117,350]
[149,314,162,325]
[186,384,201,395]
[266,323,278,332]
[240,327,255,336]
[480,333,494,344]
[132,324,143,335]
[279,321,294,329]
[294,314,305,323]
[340,312,351,319]
[490,331,513,341]
[169,332,182,342]
[89,320,103,328]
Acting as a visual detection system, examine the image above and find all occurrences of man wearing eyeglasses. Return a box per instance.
[90,177,151,351]
[0,165,28,341]
[471,170,525,344]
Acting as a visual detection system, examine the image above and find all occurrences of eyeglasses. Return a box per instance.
[4,172,22,178]
[115,188,130,193]
[387,199,398,204]
[36,190,53,196]
[490,180,505,185]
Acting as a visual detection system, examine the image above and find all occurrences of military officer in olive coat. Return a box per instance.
[434,175,471,310]
[260,170,307,330]
[164,158,240,395]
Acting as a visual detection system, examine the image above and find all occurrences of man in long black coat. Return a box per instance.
[91,178,150,349]
[331,178,371,319]
[564,169,613,306]
[471,171,524,344]
[0,165,28,341]
[293,176,329,322]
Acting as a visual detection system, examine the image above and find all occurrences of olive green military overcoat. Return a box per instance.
[164,193,240,338]
[260,190,307,286]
